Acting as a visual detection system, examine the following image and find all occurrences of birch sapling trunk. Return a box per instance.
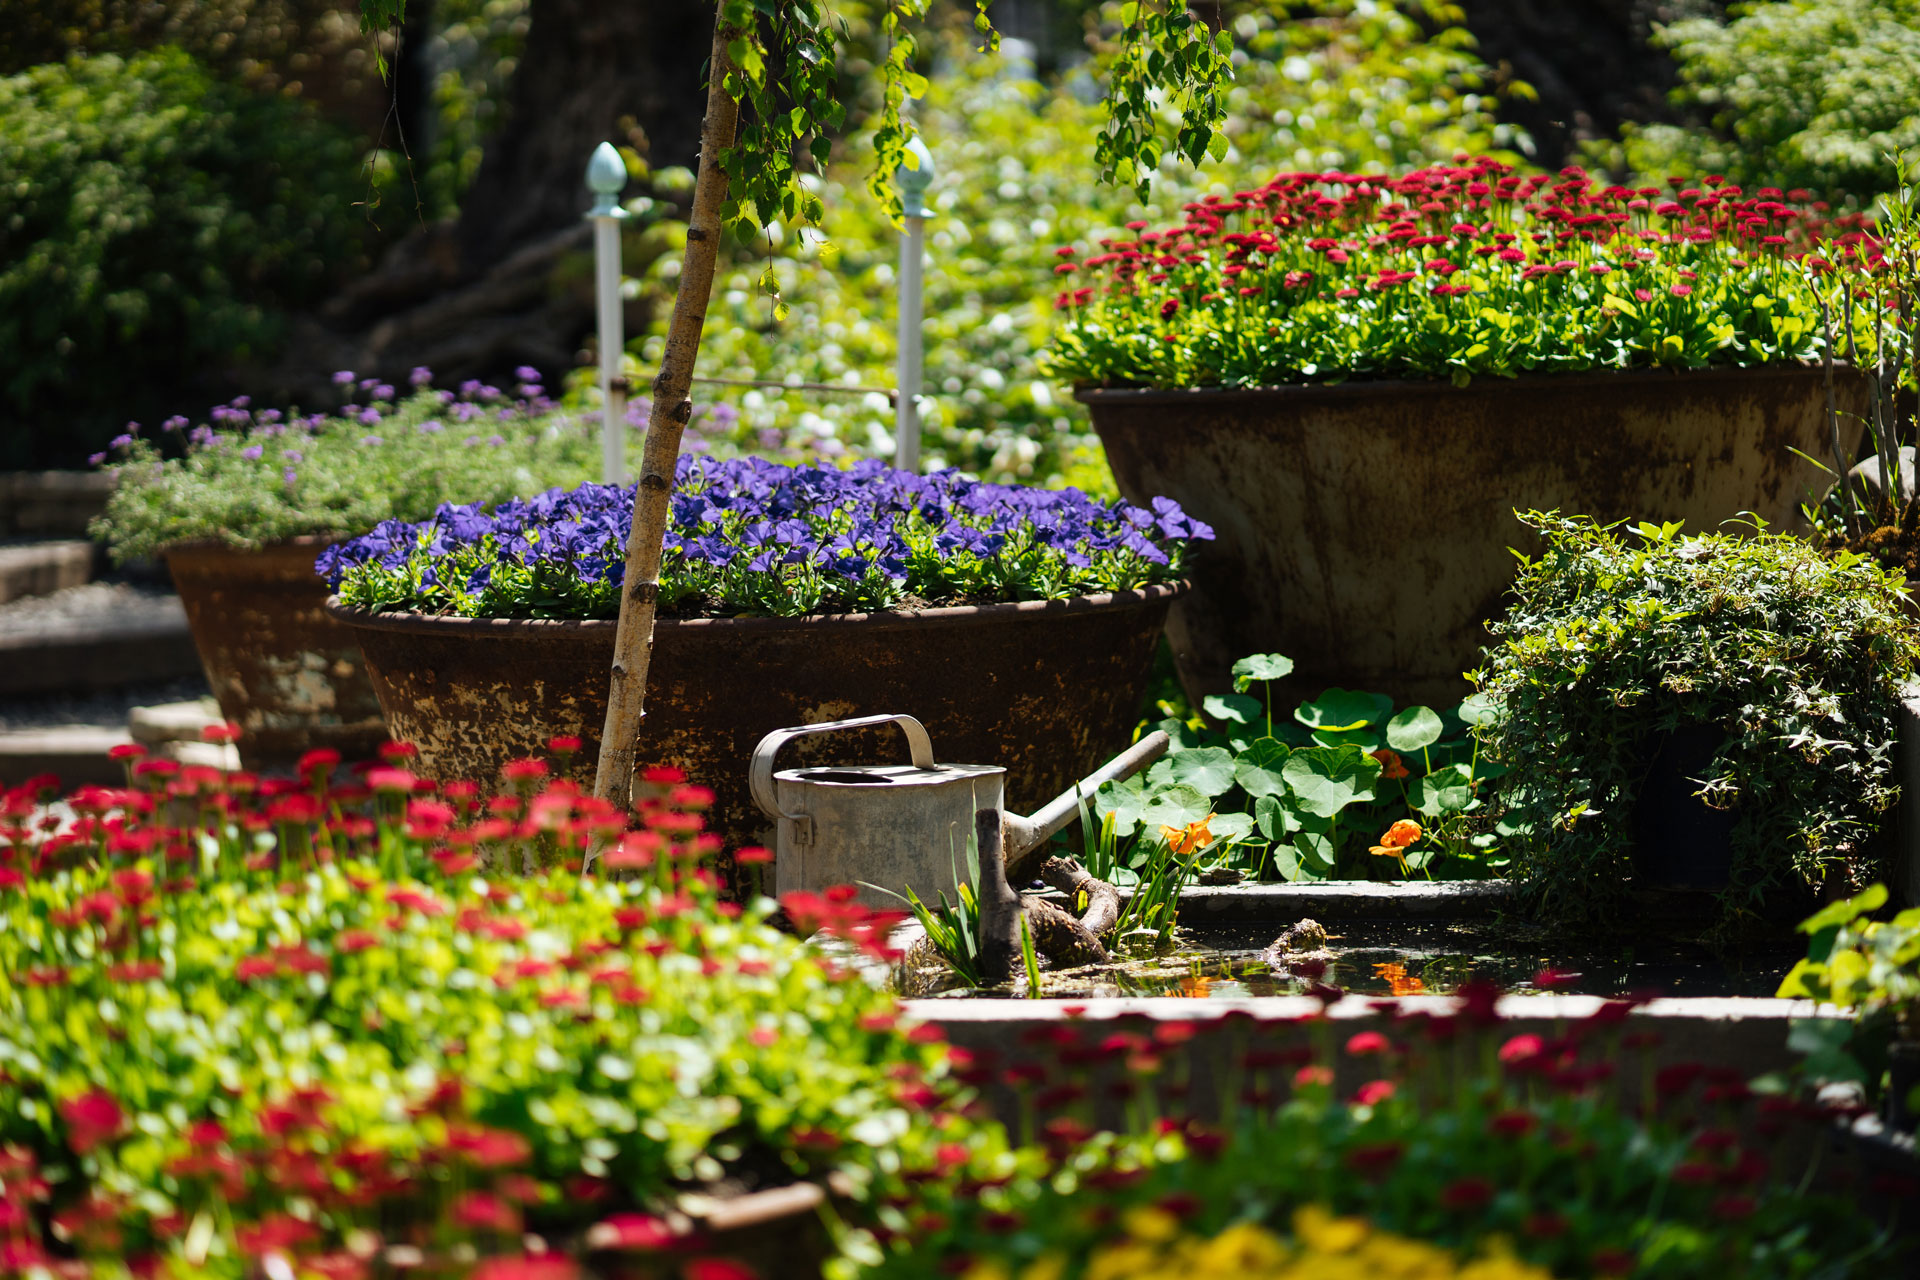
[591,14,741,815]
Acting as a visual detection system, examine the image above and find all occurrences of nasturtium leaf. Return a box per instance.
[1386,706,1444,752]
[1231,653,1294,690]
[1795,883,1887,935]
[1310,726,1384,752]
[1456,691,1501,727]
[1280,745,1381,818]
[1254,794,1285,843]
[1203,693,1263,726]
[1294,688,1395,732]
[1093,776,1148,837]
[1206,812,1256,844]
[1410,763,1475,818]
[1139,784,1213,831]
[1295,832,1336,872]
[1269,841,1302,882]
[1160,747,1237,797]
[1234,737,1291,798]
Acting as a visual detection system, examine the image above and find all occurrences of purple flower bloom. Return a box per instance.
[361,435,384,447]
[162,416,188,432]
[231,395,250,409]
[372,384,396,402]
[88,451,107,466]
[285,450,304,463]
[418,420,443,434]
[189,425,216,447]
[358,409,382,427]
[240,445,265,460]
[284,469,299,487]
[514,365,540,382]
[110,434,133,450]
[410,366,434,387]
[333,370,355,386]
[486,435,506,446]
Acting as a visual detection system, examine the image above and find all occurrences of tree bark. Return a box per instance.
[456,0,712,273]
[590,9,740,816]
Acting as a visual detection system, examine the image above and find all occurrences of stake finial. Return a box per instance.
[586,142,630,218]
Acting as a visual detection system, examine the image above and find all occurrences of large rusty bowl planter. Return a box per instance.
[165,539,389,770]
[1081,366,1870,707]
[325,585,1181,849]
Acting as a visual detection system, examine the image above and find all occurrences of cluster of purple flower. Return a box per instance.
[322,456,1210,620]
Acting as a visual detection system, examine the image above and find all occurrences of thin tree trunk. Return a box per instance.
[591,11,740,815]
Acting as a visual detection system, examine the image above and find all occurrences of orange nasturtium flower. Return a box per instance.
[1160,814,1215,856]
[1373,961,1427,997]
[1370,819,1423,874]
[1371,748,1410,781]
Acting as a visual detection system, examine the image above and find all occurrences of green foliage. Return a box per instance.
[1096,654,1505,883]
[0,764,982,1273]
[1777,884,1920,1115]
[635,3,1530,485]
[0,49,368,464]
[90,378,600,561]
[856,1011,1896,1279]
[1604,0,1920,206]
[1473,513,1920,927]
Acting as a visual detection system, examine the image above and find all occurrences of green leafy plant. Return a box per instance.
[1473,512,1920,927]
[1095,652,1505,883]
[0,747,989,1276]
[854,987,1900,1279]
[0,48,368,465]
[90,372,600,560]
[1777,883,1920,1119]
[1601,0,1920,207]
[870,832,986,988]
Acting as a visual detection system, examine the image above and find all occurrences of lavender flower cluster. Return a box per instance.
[321,456,1211,620]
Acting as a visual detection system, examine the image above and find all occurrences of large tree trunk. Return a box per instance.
[455,0,712,273]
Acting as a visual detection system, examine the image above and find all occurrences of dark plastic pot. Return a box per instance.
[325,586,1181,849]
[1630,723,1738,891]
[1081,366,1871,707]
[165,539,389,770]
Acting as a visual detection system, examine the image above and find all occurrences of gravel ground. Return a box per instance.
[0,579,186,637]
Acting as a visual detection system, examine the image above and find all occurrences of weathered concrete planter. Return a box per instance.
[165,539,388,770]
[1081,366,1871,706]
[325,586,1181,847]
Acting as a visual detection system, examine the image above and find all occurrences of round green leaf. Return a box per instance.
[1409,763,1474,819]
[1456,691,1501,727]
[1202,692,1263,726]
[1139,784,1212,830]
[1231,652,1294,690]
[1294,688,1395,732]
[1162,746,1237,797]
[1279,745,1382,818]
[1386,706,1444,752]
[1233,737,1291,798]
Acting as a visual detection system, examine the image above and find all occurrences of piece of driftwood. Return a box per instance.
[977,810,1117,983]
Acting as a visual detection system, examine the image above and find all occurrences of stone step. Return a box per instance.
[0,470,116,538]
[129,698,226,746]
[0,540,96,604]
[0,582,200,696]
[0,726,133,787]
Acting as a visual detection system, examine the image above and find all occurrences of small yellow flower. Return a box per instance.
[1292,1204,1370,1256]
[1123,1205,1182,1243]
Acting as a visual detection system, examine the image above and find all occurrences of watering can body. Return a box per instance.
[748,714,1167,909]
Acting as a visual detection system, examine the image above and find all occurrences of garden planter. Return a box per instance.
[1081,366,1871,707]
[165,539,388,770]
[325,585,1181,849]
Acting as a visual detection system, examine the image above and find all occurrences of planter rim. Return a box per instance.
[323,581,1187,638]
[161,532,348,560]
[1073,362,1858,406]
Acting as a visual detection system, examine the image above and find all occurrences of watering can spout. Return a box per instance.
[1001,730,1170,864]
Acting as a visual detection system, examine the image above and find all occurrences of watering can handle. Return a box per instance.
[748,714,937,820]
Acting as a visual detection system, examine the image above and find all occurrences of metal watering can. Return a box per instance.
[748,714,1169,908]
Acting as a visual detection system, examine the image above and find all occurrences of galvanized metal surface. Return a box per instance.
[328,585,1180,849]
[165,540,389,770]
[1082,366,1872,708]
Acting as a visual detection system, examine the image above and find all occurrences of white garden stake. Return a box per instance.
[894,136,933,473]
[586,142,630,485]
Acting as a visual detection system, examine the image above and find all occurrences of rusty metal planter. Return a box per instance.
[325,585,1181,847]
[1081,366,1871,708]
[164,539,389,770]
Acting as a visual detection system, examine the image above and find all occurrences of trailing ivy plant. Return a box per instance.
[352,0,1242,812]
[1472,512,1920,928]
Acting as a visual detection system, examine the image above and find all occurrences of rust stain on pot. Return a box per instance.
[329,588,1181,851]
[1080,367,1870,709]
[165,539,389,769]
